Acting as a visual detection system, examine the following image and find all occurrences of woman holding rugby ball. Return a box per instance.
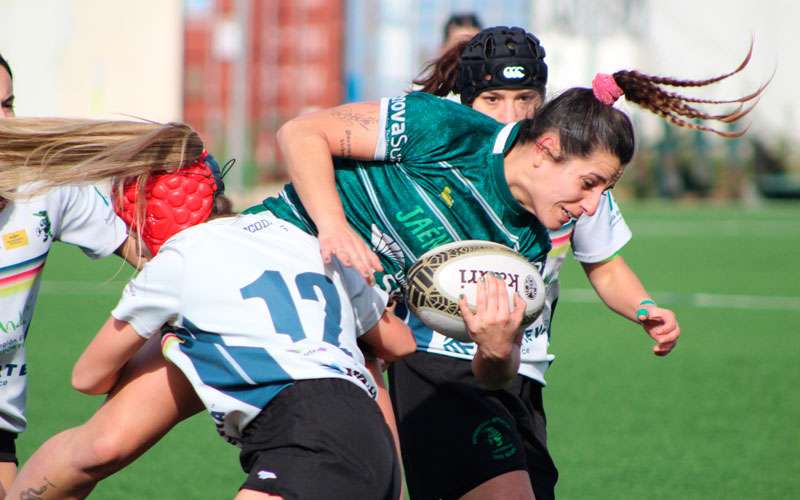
[395,26,682,499]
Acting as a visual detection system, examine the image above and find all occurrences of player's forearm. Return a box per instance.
[582,256,651,322]
[361,311,416,362]
[114,234,150,270]
[278,119,346,231]
[72,317,146,395]
[472,342,520,390]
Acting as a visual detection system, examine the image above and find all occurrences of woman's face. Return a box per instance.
[472,89,542,124]
[518,135,622,230]
[1,66,14,118]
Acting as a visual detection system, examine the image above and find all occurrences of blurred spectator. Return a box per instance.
[441,13,482,52]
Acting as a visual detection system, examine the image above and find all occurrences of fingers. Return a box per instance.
[485,274,499,317]
[459,295,478,334]
[653,340,678,356]
[511,294,526,324]
[318,227,382,282]
[642,307,680,357]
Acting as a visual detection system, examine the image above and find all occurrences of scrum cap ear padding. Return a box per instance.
[114,151,225,255]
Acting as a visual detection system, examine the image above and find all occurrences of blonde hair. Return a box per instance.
[0,117,204,199]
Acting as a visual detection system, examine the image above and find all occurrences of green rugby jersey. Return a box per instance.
[250,91,550,296]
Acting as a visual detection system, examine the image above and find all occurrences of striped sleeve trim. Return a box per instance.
[374,97,390,161]
[492,123,516,154]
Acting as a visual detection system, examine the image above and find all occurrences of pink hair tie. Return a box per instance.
[592,73,623,106]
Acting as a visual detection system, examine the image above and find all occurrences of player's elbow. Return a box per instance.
[276,117,310,150]
[384,326,417,362]
[71,366,111,395]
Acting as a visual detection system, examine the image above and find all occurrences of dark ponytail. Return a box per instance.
[413,40,469,97]
[518,89,635,166]
[517,41,765,166]
[612,43,765,137]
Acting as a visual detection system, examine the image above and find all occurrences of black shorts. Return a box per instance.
[0,430,17,464]
[389,351,557,500]
[239,378,400,500]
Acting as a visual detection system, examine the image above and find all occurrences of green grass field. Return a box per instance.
[19,202,800,499]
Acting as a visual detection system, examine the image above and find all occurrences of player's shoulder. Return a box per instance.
[405,91,497,125]
[574,192,624,228]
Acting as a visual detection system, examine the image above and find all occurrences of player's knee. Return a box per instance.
[70,430,134,476]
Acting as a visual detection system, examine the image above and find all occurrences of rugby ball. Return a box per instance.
[405,240,545,343]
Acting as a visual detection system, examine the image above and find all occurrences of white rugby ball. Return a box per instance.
[405,240,545,343]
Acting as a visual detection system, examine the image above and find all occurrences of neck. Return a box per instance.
[503,141,539,212]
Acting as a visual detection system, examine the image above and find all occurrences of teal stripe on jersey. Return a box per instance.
[0,251,49,276]
[445,162,520,249]
[357,167,417,260]
[279,189,314,233]
[177,318,292,411]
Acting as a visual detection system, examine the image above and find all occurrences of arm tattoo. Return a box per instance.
[330,109,377,130]
[19,477,56,499]
[337,129,354,157]
[344,129,352,157]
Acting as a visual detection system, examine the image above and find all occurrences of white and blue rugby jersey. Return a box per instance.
[524,192,631,384]
[112,213,387,444]
[0,184,127,433]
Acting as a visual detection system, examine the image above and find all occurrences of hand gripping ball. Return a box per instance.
[114,151,225,255]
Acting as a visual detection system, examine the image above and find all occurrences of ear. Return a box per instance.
[536,131,560,152]
[535,131,561,161]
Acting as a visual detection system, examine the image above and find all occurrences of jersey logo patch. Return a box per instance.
[2,229,29,250]
[440,186,454,207]
[34,211,53,242]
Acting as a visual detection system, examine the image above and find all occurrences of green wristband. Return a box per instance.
[637,299,655,319]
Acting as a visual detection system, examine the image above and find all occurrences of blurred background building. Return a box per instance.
[1,0,797,199]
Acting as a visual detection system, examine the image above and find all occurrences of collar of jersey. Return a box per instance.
[490,122,528,218]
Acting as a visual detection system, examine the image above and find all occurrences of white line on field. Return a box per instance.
[560,288,800,311]
[40,280,800,312]
[627,220,800,238]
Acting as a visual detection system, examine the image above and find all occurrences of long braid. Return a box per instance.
[610,41,767,137]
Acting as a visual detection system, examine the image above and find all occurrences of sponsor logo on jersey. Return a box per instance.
[34,210,53,242]
[0,363,26,377]
[242,218,274,233]
[502,65,526,80]
[0,311,26,336]
[394,206,450,251]
[439,186,454,207]
[2,229,29,250]
[442,336,474,355]
[387,96,408,161]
